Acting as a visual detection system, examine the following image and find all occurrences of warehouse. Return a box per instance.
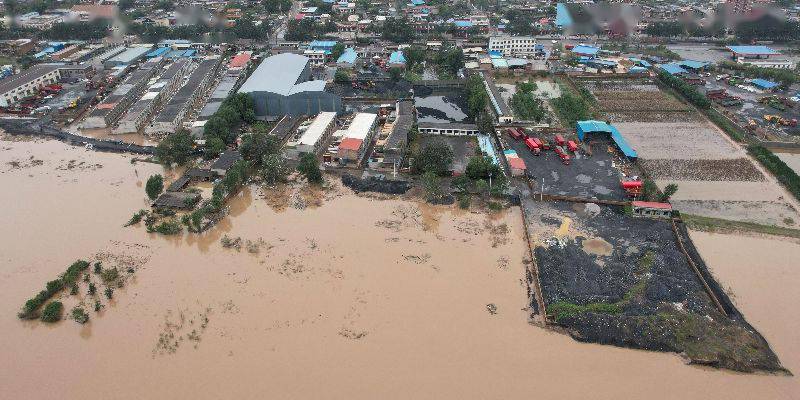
[575,120,637,160]
[103,44,154,69]
[147,57,221,136]
[81,59,162,129]
[237,53,342,118]
[113,59,192,134]
[0,64,62,107]
[285,112,337,159]
[334,113,377,164]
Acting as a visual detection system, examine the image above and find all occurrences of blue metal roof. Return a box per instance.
[411,0,425,5]
[572,45,600,56]
[726,45,779,55]
[454,20,473,28]
[629,66,647,73]
[659,63,687,75]
[389,51,406,64]
[556,3,573,27]
[678,60,709,70]
[146,47,170,58]
[576,120,637,159]
[751,78,779,89]
[337,48,357,64]
[478,134,499,164]
[310,40,337,49]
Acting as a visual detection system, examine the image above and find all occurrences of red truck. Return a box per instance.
[567,140,578,152]
[534,137,549,150]
[554,134,565,146]
[508,128,524,140]
[525,137,541,155]
[554,146,570,164]
[621,180,643,197]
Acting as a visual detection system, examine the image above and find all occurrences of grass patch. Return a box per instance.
[682,213,800,239]
[548,301,622,322]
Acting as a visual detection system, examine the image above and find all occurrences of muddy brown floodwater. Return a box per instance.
[1,136,799,399]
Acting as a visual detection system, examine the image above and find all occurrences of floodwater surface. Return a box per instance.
[1,136,799,399]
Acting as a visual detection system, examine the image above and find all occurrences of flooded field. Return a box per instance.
[2,136,800,398]
[414,92,468,123]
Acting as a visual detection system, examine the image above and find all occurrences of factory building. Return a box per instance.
[237,53,341,119]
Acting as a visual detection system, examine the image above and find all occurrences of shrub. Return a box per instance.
[100,267,119,283]
[71,307,89,324]
[93,262,102,274]
[297,153,323,184]
[88,282,97,295]
[40,301,63,323]
[104,287,114,299]
[458,195,471,209]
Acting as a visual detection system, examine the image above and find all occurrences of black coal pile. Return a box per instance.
[532,202,785,373]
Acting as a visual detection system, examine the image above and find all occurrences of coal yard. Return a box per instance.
[522,199,784,373]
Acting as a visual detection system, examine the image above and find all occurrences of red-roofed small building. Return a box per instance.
[337,138,364,162]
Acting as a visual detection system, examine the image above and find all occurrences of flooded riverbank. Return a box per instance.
[1,136,799,398]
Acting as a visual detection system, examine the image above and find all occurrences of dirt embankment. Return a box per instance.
[341,173,413,195]
[529,201,785,373]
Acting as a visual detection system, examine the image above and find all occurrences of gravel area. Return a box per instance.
[670,200,800,228]
[640,158,764,181]
[655,180,785,202]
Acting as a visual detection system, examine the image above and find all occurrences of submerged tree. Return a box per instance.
[146,174,164,200]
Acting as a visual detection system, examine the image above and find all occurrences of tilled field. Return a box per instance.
[525,200,784,372]
[604,111,702,123]
[594,91,689,112]
[639,158,765,181]
[580,80,661,93]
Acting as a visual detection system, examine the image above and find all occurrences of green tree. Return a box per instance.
[334,69,351,83]
[382,17,416,43]
[421,171,444,201]
[331,43,346,61]
[660,183,678,202]
[156,130,195,166]
[240,131,280,166]
[145,174,164,200]
[297,153,323,184]
[412,141,454,175]
[40,301,63,323]
[403,46,426,70]
[261,153,289,185]
[388,67,403,81]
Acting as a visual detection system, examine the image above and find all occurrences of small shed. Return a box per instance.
[750,78,779,91]
[210,150,242,176]
[631,201,672,218]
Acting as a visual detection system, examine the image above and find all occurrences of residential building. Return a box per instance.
[488,36,538,57]
[285,112,337,159]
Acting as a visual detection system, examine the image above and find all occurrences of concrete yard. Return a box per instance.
[503,132,629,201]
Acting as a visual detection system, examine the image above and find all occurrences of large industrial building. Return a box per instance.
[237,53,341,119]
[0,64,62,107]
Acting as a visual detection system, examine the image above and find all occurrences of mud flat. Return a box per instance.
[524,199,784,373]
[4,136,800,399]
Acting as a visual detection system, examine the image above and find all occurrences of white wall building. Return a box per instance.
[488,36,538,57]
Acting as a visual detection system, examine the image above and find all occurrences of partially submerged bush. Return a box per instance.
[18,260,89,319]
[40,301,63,323]
[71,307,89,324]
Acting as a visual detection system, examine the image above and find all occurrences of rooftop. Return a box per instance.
[726,45,779,56]
[238,53,310,96]
[0,63,62,95]
[343,113,377,140]
[298,112,337,146]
